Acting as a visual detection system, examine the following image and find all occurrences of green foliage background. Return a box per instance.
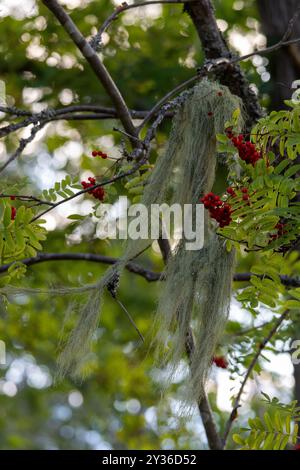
[0,0,297,450]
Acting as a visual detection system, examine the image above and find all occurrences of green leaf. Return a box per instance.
[264,412,273,432]
[15,230,25,251]
[284,164,300,177]
[232,434,244,445]
[285,300,300,309]
[3,205,11,227]
[67,214,85,220]
[15,205,25,225]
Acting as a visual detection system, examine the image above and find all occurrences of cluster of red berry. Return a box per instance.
[213,356,228,369]
[200,192,232,228]
[270,222,287,241]
[226,186,236,197]
[81,176,105,201]
[227,186,250,202]
[91,150,108,159]
[226,130,261,166]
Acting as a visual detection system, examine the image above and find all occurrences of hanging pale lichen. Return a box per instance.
[99,79,244,402]
[154,232,235,405]
[0,80,243,391]
[140,80,243,404]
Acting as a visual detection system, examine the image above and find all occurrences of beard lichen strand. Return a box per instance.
[144,80,243,406]
[154,231,236,408]
[109,80,243,403]
[0,80,244,385]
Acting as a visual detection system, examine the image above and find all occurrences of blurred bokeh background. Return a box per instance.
[0,0,299,450]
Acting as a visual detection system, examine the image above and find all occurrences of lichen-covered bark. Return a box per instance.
[184,0,262,129]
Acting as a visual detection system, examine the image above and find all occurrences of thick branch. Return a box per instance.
[186,0,229,59]
[0,104,164,120]
[184,0,262,128]
[1,247,299,288]
[0,252,161,282]
[185,327,223,450]
[42,0,136,138]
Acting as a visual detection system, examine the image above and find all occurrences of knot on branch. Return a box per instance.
[106,272,120,298]
[40,108,56,120]
[89,34,103,52]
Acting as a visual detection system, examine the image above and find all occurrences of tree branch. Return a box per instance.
[185,327,223,449]
[91,0,197,50]
[0,194,54,207]
[1,249,299,289]
[0,104,173,122]
[233,272,300,287]
[0,120,47,173]
[222,310,290,447]
[0,252,161,282]
[184,0,262,129]
[42,0,136,138]
[139,75,198,130]
[30,162,142,223]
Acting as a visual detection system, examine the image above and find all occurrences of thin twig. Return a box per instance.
[139,75,198,130]
[0,121,47,173]
[139,31,300,131]
[233,272,300,288]
[115,297,145,342]
[231,37,300,65]
[231,321,272,337]
[223,310,290,447]
[91,0,198,50]
[281,5,300,42]
[30,162,143,223]
[0,194,54,207]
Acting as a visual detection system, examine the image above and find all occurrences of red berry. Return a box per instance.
[213,356,228,369]
[92,150,98,157]
[201,192,232,227]
[229,133,262,166]
[217,91,223,96]
[11,206,16,221]
[241,187,248,193]
[207,111,213,117]
[10,195,16,200]
[81,177,105,201]
[225,128,234,138]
